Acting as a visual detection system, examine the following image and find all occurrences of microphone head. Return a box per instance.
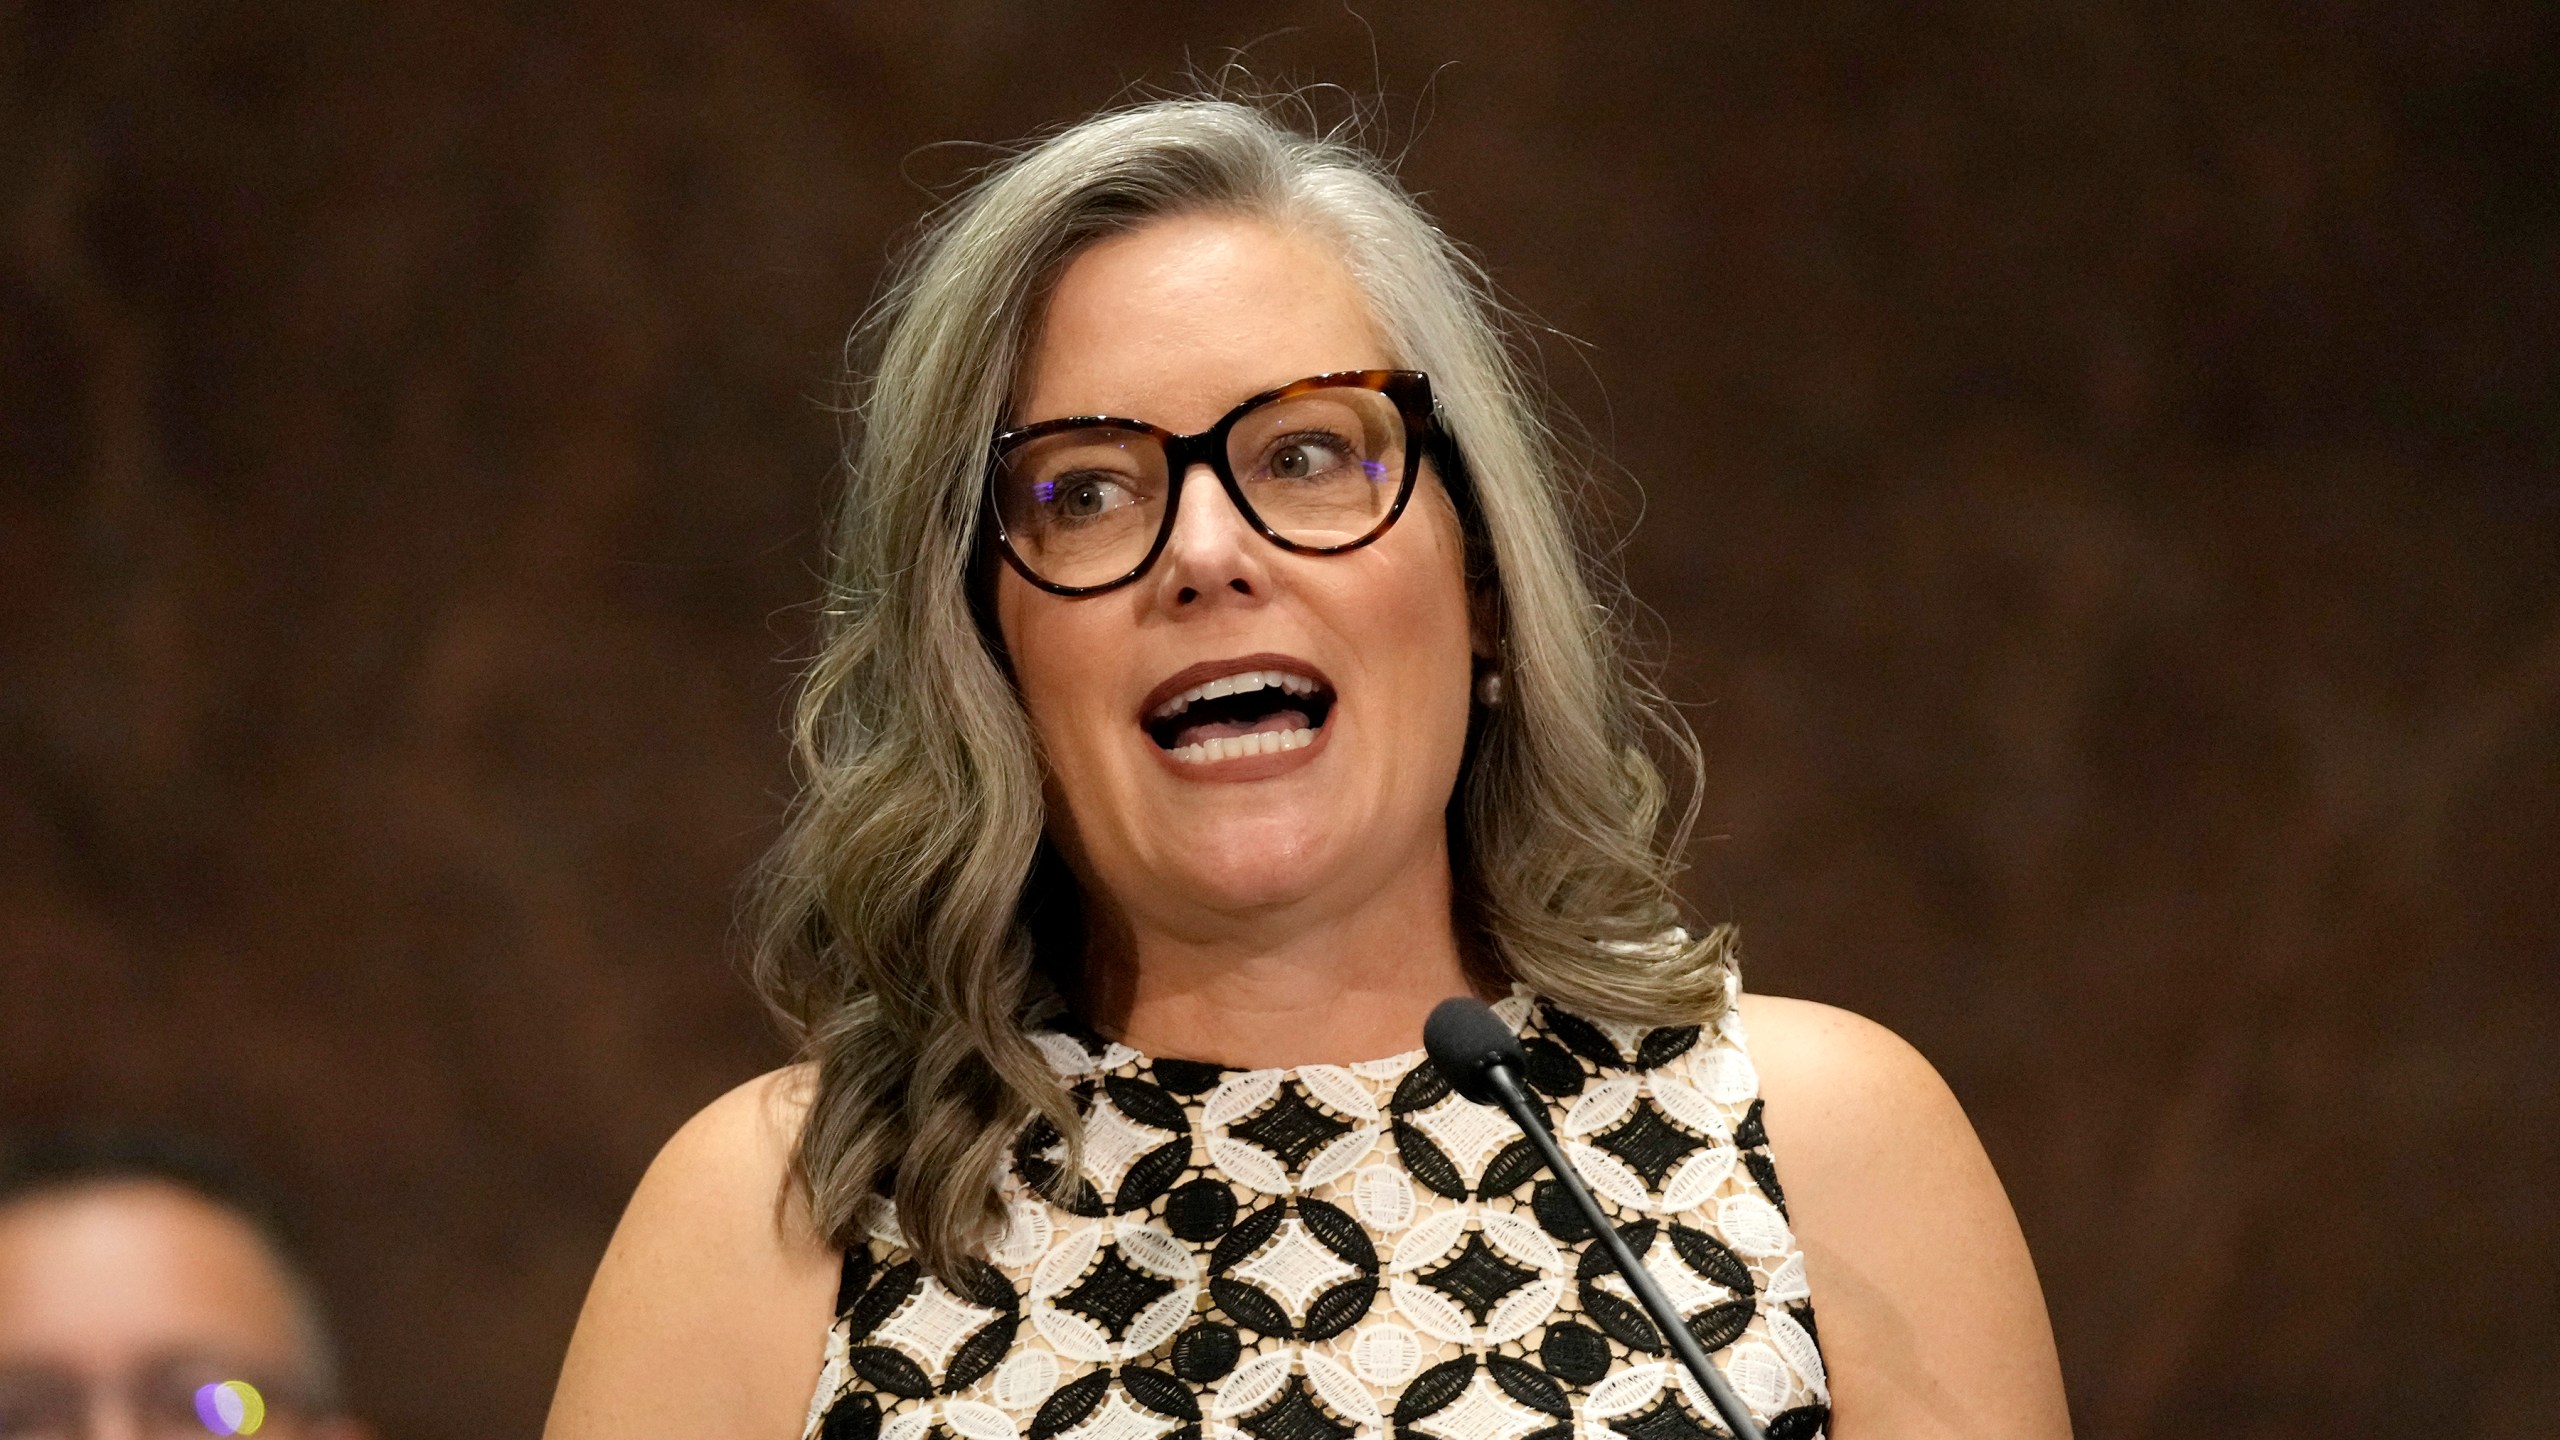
[1423,996,1530,1106]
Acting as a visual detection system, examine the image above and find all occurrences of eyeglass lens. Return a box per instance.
[0,1363,294,1440]
[993,381,1409,590]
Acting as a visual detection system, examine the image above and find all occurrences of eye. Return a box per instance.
[1264,431,1355,481]
[1033,472,1137,523]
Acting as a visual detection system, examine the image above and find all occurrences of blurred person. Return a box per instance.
[550,96,2070,1440]
[0,1134,370,1440]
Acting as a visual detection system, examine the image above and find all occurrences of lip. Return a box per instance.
[1137,651,1337,783]
[1136,652,1335,722]
[1145,714,1332,781]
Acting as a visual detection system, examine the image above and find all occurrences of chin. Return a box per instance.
[1147,809,1350,913]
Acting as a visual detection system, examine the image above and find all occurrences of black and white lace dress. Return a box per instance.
[803,974,1830,1440]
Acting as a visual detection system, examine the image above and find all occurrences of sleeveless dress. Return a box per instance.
[803,974,1830,1440]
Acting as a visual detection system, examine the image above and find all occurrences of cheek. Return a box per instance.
[1369,509,1477,714]
[994,575,1070,741]
[995,576,1116,764]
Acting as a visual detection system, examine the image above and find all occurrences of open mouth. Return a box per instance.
[1142,664,1336,764]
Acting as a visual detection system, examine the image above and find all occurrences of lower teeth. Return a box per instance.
[1170,727,1317,764]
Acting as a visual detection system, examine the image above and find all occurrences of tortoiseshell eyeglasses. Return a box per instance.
[986,369,1441,596]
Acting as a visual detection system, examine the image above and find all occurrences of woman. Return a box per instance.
[546,99,2071,1440]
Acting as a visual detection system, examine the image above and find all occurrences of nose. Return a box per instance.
[1153,462,1271,607]
[89,1388,146,1440]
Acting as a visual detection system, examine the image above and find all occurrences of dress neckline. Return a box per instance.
[1030,983,1538,1080]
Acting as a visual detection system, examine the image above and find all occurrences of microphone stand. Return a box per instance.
[1475,1061,1773,1440]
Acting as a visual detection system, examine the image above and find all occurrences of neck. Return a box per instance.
[1071,851,1487,1069]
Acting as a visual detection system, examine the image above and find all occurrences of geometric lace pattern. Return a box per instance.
[805,966,1830,1440]
[1232,1218,1363,1319]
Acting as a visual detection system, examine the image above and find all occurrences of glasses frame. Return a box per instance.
[985,368,1440,597]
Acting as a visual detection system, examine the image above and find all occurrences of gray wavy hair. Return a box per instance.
[752,95,1733,1280]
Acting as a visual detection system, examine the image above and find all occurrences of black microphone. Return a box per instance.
[1424,996,1772,1440]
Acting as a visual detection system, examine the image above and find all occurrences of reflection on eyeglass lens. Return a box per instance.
[0,1363,291,1439]
[193,1380,266,1435]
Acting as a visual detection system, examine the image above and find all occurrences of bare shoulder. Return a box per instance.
[544,1066,842,1440]
[1737,995,1929,1095]
[1735,995,2073,1440]
[1737,995,1971,1151]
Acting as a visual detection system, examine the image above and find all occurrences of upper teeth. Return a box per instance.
[1150,668,1318,719]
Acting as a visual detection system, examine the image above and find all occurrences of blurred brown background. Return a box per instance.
[4,3,2555,1436]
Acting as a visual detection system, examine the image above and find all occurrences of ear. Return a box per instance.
[1467,576,1503,665]
[1430,421,1502,665]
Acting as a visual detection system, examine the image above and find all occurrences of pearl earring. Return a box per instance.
[1473,668,1506,707]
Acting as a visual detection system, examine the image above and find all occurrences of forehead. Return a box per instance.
[0,1182,307,1372]
[1015,211,1393,432]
